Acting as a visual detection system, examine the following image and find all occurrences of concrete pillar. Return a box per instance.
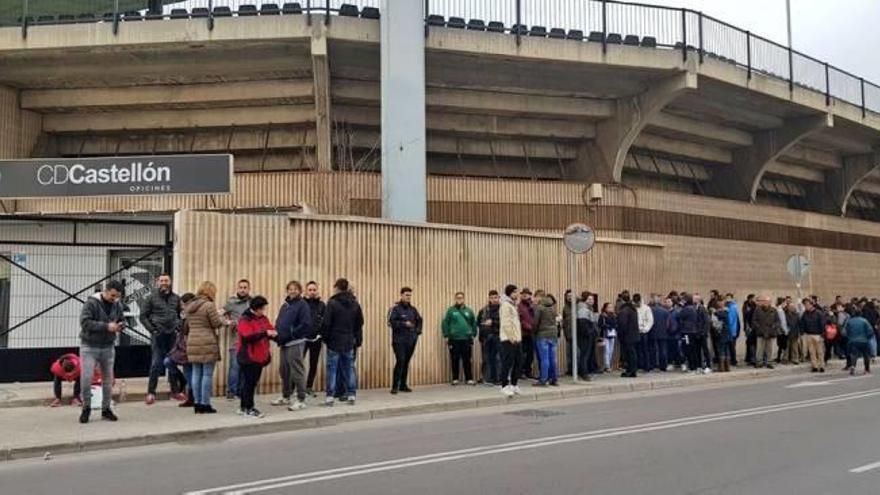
[380,0,426,222]
[578,71,697,183]
[311,25,333,172]
[823,151,880,216]
[715,114,833,202]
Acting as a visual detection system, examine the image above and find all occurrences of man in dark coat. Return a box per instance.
[388,287,423,394]
[617,293,640,378]
[321,278,364,405]
[752,294,781,369]
[303,281,327,396]
[139,273,183,404]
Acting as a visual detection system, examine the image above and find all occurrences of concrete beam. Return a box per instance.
[333,105,596,140]
[825,151,880,216]
[780,144,842,170]
[648,112,753,147]
[633,133,731,164]
[588,71,698,183]
[331,79,614,119]
[21,80,314,111]
[312,25,333,172]
[43,105,316,133]
[717,113,833,201]
[765,161,825,183]
[339,131,578,160]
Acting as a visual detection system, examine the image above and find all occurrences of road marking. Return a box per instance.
[186,387,880,495]
[785,376,866,388]
[849,460,880,473]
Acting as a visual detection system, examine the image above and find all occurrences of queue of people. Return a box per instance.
[70,277,880,423]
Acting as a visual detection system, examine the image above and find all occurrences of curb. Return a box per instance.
[0,391,171,410]
[0,365,811,462]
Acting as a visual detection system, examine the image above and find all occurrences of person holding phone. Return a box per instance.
[78,280,125,424]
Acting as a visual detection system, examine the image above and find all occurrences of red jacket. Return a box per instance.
[518,300,536,336]
[50,353,103,384]
[236,310,273,367]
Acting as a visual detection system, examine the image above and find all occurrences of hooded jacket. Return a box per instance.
[50,353,81,382]
[726,301,740,339]
[442,304,477,341]
[322,291,364,353]
[518,300,536,337]
[139,289,181,335]
[617,302,640,345]
[846,316,874,344]
[477,303,500,340]
[80,292,124,348]
[650,305,671,340]
[275,296,313,347]
[678,304,698,335]
[236,309,273,367]
[306,297,327,339]
[534,297,559,340]
[184,297,224,363]
[499,296,522,343]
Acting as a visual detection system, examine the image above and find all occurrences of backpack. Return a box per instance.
[167,318,189,365]
[824,323,838,342]
[710,314,724,339]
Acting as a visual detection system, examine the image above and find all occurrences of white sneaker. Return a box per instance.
[324,397,335,407]
[270,397,291,406]
[244,408,265,419]
[666,365,673,372]
[501,385,514,397]
[703,367,712,374]
[287,400,307,411]
[681,365,688,372]
[451,380,459,386]
[466,380,476,386]
[347,396,356,405]
[512,386,522,395]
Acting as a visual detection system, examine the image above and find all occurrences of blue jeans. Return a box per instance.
[148,332,176,394]
[326,349,357,398]
[536,337,558,383]
[227,347,241,396]
[183,364,193,392]
[190,362,215,405]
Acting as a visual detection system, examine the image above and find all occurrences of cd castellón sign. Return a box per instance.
[0,154,233,199]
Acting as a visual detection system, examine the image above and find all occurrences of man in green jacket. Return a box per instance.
[442,292,478,385]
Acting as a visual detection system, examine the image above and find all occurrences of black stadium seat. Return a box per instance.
[641,36,657,48]
[282,3,303,14]
[606,33,623,44]
[77,13,96,22]
[427,14,445,26]
[623,34,640,46]
[36,15,55,23]
[447,17,466,29]
[361,7,380,19]
[213,6,232,17]
[260,3,281,15]
[238,5,258,16]
[102,12,115,21]
[123,11,142,21]
[529,26,547,37]
[511,23,528,35]
[467,19,486,31]
[339,4,359,17]
[192,7,209,17]
[549,28,566,39]
[487,21,504,33]
[170,8,188,19]
[567,29,584,41]
[588,31,604,42]
[58,14,76,23]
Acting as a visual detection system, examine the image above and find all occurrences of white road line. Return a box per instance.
[849,460,880,473]
[785,375,867,388]
[186,387,880,495]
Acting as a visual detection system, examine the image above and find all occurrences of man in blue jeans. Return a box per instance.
[533,293,560,386]
[223,279,252,400]
[79,280,124,424]
[321,278,364,405]
[139,274,183,405]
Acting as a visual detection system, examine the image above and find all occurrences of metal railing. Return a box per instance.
[6,0,880,116]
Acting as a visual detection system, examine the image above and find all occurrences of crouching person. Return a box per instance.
[236,296,277,418]
[50,353,82,407]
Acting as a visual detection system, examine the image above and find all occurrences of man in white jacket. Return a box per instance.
[634,293,654,372]
[499,284,523,397]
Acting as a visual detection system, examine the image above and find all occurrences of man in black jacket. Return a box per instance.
[322,278,364,405]
[303,281,327,397]
[617,293,640,378]
[79,280,125,424]
[388,287,423,394]
[139,274,183,405]
[272,281,312,410]
[799,298,827,372]
[477,290,502,385]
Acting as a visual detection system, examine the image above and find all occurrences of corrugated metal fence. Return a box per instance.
[173,210,664,395]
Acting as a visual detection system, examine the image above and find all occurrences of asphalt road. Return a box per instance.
[3,371,880,495]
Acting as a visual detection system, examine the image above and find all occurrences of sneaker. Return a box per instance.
[851,368,856,376]
[466,380,476,386]
[49,398,62,408]
[172,393,188,402]
[681,365,688,372]
[245,408,265,419]
[390,388,398,395]
[237,408,246,415]
[819,368,825,373]
[533,381,547,387]
[451,380,459,386]
[288,400,307,411]
[549,380,560,386]
[101,409,118,422]
[270,397,291,406]
[501,385,514,397]
[225,393,237,401]
[79,408,90,424]
[144,394,156,405]
[399,386,413,393]
[70,397,83,408]
[512,386,522,395]
[666,365,673,372]
[203,405,218,414]
[324,397,335,407]
[703,367,712,374]
[347,396,356,405]
[306,389,317,398]
[766,364,775,370]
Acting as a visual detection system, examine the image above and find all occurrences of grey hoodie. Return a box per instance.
[80,292,124,348]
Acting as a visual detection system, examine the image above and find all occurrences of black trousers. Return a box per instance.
[621,341,638,376]
[849,342,871,372]
[521,335,535,377]
[239,363,263,411]
[745,332,757,364]
[54,377,81,400]
[500,341,522,387]
[448,339,474,382]
[304,338,323,390]
[392,340,417,389]
[685,335,702,370]
[728,339,738,365]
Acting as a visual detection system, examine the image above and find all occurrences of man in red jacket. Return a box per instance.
[49,353,103,407]
[235,296,277,418]
[518,289,537,379]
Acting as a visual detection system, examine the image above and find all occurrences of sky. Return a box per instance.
[641,0,880,84]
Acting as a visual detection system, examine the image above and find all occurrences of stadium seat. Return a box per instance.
[123,11,142,21]
[447,17,466,29]
[101,12,115,22]
[567,29,585,41]
[361,7,380,19]
[549,28,566,39]
[487,21,504,33]
[529,26,547,37]
[511,24,528,35]
[282,3,303,14]
[260,3,281,15]
[213,6,232,17]
[238,5,258,16]
[77,13,97,22]
[36,15,55,23]
[145,12,163,21]
[58,14,76,23]
[17,15,35,25]
[427,14,445,27]
[467,19,486,31]
[192,7,209,18]
[606,33,623,44]
[623,34,640,46]
[641,36,657,48]
[339,4,359,17]
[170,9,188,19]
[588,31,604,42]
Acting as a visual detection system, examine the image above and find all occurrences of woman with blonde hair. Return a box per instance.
[185,281,224,414]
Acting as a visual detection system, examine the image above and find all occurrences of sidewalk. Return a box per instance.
[1,365,810,462]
